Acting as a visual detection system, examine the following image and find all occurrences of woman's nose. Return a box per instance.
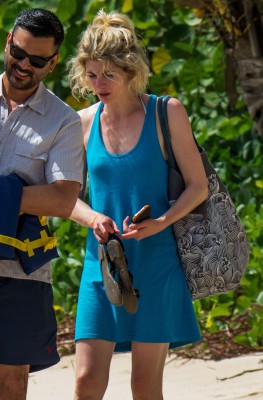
[95,76,107,88]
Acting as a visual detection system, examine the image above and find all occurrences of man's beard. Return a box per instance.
[5,61,40,91]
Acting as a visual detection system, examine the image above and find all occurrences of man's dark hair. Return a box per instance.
[12,8,64,50]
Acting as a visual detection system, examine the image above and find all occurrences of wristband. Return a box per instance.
[91,213,102,229]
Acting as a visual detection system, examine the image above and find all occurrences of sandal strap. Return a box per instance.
[108,233,128,264]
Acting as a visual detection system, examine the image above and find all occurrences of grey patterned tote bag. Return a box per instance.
[157,96,250,300]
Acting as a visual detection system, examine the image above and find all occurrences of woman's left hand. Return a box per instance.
[120,216,165,241]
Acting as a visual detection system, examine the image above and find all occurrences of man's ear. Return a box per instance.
[48,53,60,72]
[5,32,12,52]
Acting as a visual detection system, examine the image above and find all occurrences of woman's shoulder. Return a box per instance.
[158,95,188,123]
[156,94,182,107]
[78,101,101,122]
[149,93,184,111]
[78,101,101,147]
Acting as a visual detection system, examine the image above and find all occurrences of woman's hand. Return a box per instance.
[120,216,166,241]
[92,214,120,243]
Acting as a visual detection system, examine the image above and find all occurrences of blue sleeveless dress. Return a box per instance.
[75,94,201,350]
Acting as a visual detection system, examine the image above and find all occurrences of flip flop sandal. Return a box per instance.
[98,243,123,307]
[107,235,138,314]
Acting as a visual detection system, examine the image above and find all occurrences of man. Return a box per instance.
[0,8,84,399]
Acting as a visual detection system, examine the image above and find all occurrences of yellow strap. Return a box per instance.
[0,231,57,257]
[39,216,47,226]
[0,235,27,252]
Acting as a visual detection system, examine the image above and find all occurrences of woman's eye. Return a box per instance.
[105,73,114,78]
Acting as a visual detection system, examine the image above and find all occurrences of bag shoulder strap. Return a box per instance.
[157,95,179,172]
[157,95,203,172]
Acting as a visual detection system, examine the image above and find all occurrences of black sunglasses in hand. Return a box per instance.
[9,37,58,69]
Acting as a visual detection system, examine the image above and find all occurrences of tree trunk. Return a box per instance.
[175,0,263,137]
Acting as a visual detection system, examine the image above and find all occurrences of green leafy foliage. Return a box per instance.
[1,0,262,348]
[49,217,87,319]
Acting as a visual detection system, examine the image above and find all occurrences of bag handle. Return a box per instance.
[157,95,202,173]
[157,96,179,172]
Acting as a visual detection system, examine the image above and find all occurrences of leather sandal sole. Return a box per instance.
[107,239,138,314]
[98,244,123,307]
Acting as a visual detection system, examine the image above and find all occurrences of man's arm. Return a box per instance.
[21,180,81,218]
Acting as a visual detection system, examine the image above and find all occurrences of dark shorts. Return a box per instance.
[0,277,60,372]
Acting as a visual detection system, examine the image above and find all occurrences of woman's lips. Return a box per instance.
[98,92,110,98]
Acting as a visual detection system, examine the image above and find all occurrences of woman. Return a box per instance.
[68,9,208,400]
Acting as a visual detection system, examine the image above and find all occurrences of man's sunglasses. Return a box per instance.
[9,37,57,69]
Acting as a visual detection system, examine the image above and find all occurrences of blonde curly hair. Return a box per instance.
[68,9,151,99]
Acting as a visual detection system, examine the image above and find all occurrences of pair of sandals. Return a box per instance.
[98,234,139,314]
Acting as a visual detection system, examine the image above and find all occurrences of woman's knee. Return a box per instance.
[74,339,114,399]
[74,368,109,399]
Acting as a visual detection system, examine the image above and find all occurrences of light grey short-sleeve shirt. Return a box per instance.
[0,73,84,283]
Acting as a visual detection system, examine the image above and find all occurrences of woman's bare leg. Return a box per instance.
[74,339,115,400]
[131,342,169,400]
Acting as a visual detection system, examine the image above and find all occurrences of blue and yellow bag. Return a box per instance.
[0,173,58,274]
